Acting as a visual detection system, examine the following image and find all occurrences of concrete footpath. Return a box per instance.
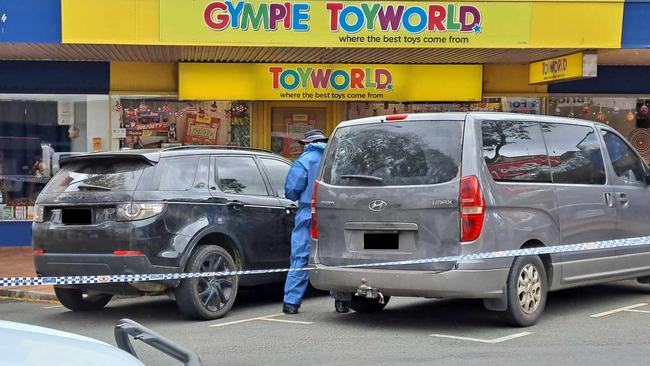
[0,247,56,301]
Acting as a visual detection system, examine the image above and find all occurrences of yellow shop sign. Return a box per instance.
[179,63,482,101]
[161,0,531,48]
[529,52,597,84]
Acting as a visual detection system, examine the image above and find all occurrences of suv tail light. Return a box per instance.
[117,203,165,221]
[385,114,408,121]
[311,180,319,240]
[460,175,485,243]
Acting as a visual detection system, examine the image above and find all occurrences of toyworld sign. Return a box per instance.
[529,52,598,84]
[160,0,531,48]
[178,63,483,101]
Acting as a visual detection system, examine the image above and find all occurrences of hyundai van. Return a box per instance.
[310,112,650,326]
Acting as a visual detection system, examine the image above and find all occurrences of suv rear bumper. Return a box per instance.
[34,254,179,293]
[310,265,509,298]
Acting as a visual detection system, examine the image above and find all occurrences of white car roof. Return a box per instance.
[0,320,144,366]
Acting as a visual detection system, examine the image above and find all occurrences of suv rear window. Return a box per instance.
[136,156,201,191]
[45,158,149,193]
[322,120,462,186]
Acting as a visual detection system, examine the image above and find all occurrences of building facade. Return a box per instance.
[1,0,650,245]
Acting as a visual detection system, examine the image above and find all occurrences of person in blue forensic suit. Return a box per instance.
[282,129,347,314]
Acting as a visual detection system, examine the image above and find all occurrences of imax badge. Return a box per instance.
[369,200,388,212]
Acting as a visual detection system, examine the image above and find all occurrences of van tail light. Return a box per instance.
[460,175,485,243]
[33,249,44,255]
[311,180,319,240]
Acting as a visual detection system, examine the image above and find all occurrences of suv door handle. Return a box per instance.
[617,192,629,206]
[286,204,298,214]
[226,200,245,209]
[604,192,614,207]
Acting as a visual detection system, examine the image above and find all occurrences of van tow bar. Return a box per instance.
[356,278,386,304]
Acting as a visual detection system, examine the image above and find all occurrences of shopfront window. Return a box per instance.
[0,94,108,221]
[112,97,251,150]
[271,107,327,159]
[345,97,544,120]
[547,96,650,162]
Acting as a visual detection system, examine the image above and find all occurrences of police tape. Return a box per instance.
[3,236,650,288]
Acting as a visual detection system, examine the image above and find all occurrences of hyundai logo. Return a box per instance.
[369,200,388,212]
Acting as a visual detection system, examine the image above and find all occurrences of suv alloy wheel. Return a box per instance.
[175,245,239,320]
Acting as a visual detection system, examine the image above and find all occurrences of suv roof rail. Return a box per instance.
[162,145,272,154]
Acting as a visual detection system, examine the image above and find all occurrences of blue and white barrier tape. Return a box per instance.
[2,236,650,288]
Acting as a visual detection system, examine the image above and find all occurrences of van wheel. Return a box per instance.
[350,296,390,313]
[175,245,239,320]
[54,287,112,311]
[502,256,547,327]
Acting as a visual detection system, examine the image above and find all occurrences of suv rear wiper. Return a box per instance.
[340,174,383,182]
[77,183,112,191]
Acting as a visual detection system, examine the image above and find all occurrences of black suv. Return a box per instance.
[32,147,295,319]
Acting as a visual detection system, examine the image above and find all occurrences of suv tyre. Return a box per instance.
[350,295,390,313]
[54,287,112,311]
[175,245,239,320]
[502,255,547,327]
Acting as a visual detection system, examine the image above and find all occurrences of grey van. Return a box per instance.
[310,112,650,326]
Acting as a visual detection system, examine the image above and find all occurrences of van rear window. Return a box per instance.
[45,158,149,193]
[322,120,462,186]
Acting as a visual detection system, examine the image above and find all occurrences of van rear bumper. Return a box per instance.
[310,265,509,298]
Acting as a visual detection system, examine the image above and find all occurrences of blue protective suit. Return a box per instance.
[283,142,327,305]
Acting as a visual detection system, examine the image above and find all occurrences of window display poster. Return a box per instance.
[57,101,74,125]
[286,119,314,158]
[501,98,541,114]
[112,128,127,139]
[14,206,26,220]
[92,137,103,152]
[183,112,220,144]
[2,206,12,220]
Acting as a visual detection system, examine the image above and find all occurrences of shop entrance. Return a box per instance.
[268,102,333,160]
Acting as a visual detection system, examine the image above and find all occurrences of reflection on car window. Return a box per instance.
[260,158,290,197]
[602,131,646,183]
[482,121,551,182]
[323,121,461,186]
[216,157,268,195]
[158,157,200,191]
[543,123,606,185]
[46,158,147,193]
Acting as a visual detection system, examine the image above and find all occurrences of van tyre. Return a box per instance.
[350,295,390,313]
[175,245,239,320]
[502,256,547,327]
[54,287,112,311]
